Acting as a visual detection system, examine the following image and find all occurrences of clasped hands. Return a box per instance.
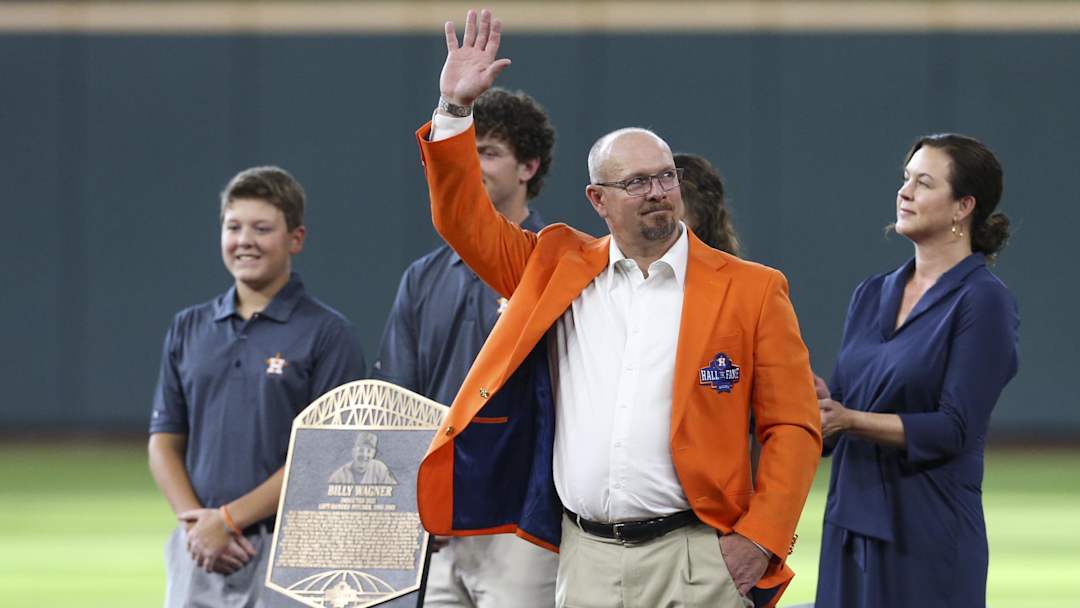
[815,374,852,437]
[178,508,257,575]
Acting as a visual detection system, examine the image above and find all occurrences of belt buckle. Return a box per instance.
[612,522,626,544]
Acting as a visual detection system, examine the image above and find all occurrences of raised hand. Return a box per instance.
[439,9,512,107]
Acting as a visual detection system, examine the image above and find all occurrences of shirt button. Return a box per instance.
[479,388,489,399]
[614,441,622,448]
[234,360,241,368]
[445,426,454,436]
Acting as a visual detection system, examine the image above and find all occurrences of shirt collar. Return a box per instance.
[606,222,689,289]
[939,252,987,284]
[884,251,987,294]
[450,208,546,266]
[212,286,239,321]
[212,272,306,322]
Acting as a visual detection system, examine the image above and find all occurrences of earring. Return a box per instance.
[951,218,964,238]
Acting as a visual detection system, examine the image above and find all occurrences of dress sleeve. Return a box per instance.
[149,316,189,434]
[900,283,1020,463]
[371,266,422,393]
[823,280,866,456]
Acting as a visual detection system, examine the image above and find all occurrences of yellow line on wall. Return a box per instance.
[2,2,1080,33]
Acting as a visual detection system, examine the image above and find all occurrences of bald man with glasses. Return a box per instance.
[410,10,822,608]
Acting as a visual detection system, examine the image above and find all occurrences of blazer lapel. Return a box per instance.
[502,236,611,379]
[671,236,730,435]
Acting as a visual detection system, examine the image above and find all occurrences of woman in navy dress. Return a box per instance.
[814,134,1019,607]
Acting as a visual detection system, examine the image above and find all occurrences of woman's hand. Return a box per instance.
[813,374,830,399]
[819,398,853,438]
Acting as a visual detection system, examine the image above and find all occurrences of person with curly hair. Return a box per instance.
[373,86,558,607]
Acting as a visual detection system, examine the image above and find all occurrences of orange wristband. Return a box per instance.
[219,505,242,536]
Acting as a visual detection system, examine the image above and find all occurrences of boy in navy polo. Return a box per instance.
[148,166,365,607]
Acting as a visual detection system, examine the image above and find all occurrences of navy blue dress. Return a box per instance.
[815,253,1019,608]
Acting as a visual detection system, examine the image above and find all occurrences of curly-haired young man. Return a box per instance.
[373,88,558,607]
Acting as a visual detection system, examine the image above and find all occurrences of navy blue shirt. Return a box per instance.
[373,210,546,405]
[817,253,1019,606]
[150,273,366,507]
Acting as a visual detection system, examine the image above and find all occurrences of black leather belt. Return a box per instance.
[564,507,699,544]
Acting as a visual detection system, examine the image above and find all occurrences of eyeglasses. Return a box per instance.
[593,168,684,197]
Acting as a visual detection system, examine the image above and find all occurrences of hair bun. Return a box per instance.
[974,211,1011,260]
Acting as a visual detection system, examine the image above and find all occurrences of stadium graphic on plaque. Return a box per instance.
[265,380,448,608]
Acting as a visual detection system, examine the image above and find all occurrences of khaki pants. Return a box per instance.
[556,515,753,608]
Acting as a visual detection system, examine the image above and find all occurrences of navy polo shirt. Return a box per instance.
[150,272,365,507]
[373,210,546,405]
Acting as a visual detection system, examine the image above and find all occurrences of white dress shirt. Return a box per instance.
[430,111,692,523]
[550,230,690,523]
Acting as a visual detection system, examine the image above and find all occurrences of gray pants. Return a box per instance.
[556,515,753,608]
[164,524,272,608]
[424,534,558,608]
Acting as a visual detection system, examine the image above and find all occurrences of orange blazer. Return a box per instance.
[414,122,821,604]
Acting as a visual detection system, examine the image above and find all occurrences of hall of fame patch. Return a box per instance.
[699,353,741,394]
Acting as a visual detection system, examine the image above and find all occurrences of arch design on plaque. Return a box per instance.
[298,381,446,428]
[285,569,396,608]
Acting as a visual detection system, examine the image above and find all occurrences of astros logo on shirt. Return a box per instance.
[266,353,288,375]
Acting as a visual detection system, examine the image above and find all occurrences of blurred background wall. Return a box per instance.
[1,1,1077,439]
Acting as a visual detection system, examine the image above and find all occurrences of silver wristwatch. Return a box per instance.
[438,96,472,117]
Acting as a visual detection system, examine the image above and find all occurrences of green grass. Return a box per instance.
[0,442,174,608]
[0,443,1077,607]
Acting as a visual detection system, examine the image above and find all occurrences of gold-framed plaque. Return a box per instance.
[264,380,448,608]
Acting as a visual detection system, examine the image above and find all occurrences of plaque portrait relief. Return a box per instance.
[264,380,448,608]
[328,431,398,486]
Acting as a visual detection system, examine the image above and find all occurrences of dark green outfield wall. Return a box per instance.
[2,32,1076,437]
